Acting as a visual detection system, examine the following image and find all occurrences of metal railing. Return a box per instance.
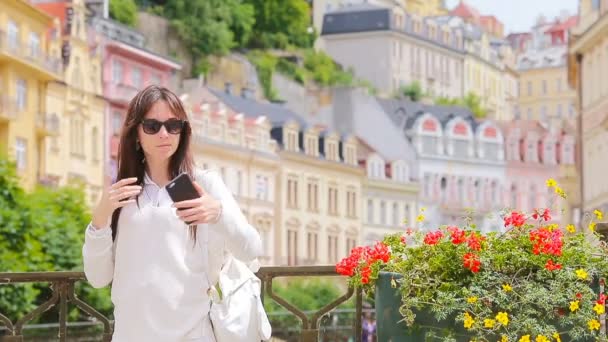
[0,266,363,342]
[0,31,62,76]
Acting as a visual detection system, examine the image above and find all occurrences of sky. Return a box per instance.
[444,0,579,34]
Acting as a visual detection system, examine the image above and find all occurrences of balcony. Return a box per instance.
[0,266,363,342]
[0,96,18,122]
[105,82,139,105]
[0,31,62,81]
[36,112,60,136]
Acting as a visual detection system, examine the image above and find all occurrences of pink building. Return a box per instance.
[500,120,576,221]
[90,17,182,179]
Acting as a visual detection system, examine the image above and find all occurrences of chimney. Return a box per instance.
[224,82,233,95]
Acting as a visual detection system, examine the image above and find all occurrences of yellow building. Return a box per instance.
[516,46,577,125]
[36,0,106,204]
[0,0,63,190]
[568,0,608,217]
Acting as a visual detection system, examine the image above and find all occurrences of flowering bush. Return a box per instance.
[337,179,608,341]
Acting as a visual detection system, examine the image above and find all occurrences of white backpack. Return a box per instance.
[208,256,272,342]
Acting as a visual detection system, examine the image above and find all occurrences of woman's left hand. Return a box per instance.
[173,181,222,225]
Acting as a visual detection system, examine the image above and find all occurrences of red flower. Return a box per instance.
[463,253,481,273]
[545,259,562,271]
[448,226,467,244]
[405,227,414,236]
[598,294,607,305]
[532,208,552,222]
[576,293,583,300]
[504,211,526,228]
[368,242,391,263]
[424,231,444,245]
[360,265,371,284]
[530,228,563,256]
[466,232,485,251]
[400,235,407,245]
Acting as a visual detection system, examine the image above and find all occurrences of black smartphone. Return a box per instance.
[166,173,200,203]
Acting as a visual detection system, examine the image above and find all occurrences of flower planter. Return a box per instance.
[375,271,474,342]
[375,272,600,342]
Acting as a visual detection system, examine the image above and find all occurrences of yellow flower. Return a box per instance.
[576,269,588,280]
[589,221,596,231]
[594,209,604,220]
[588,319,601,331]
[566,224,576,233]
[546,178,557,188]
[467,296,478,304]
[501,336,509,342]
[484,318,495,328]
[547,223,558,231]
[554,186,566,198]
[570,300,579,312]
[552,332,561,342]
[593,303,605,315]
[519,335,531,342]
[495,312,509,326]
[463,312,475,329]
[416,214,425,222]
[421,207,426,212]
[502,284,513,292]
[535,335,549,342]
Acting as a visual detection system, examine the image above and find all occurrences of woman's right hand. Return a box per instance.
[91,177,141,229]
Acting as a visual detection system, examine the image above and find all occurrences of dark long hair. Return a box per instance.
[110,85,195,240]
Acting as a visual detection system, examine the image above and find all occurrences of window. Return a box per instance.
[527,81,532,96]
[346,237,357,255]
[112,60,123,84]
[307,180,318,211]
[346,189,356,217]
[28,32,40,59]
[287,230,298,266]
[16,79,27,111]
[345,145,355,164]
[556,78,562,92]
[474,180,481,203]
[328,235,338,263]
[328,186,338,215]
[458,178,465,203]
[529,185,537,211]
[527,108,533,120]
[404,204,411,224]
[569,102,575,118]
[380,201,386,225]
[7,21,18,50]
[367,199,374,224]
[510,184,518,208]
[287,131,297,151]
[15,138,27,171]
[424,174,432,198]
[557,104,563,118]
[236,171,242,196]
[540,106,547,122]
[491,181,499,205]
[307,232,318,261]
[112,111,122,135]
[392,202,399,226]
[256,175,269,200]
[132,67,142,88]
[440,177,447,202]
[542,80,547,95]
[92,127,99,161]
[287,178,298,208]
[327,142,337,161]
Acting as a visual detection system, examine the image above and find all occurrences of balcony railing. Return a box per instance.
[0,266,362,342]
[105,82,139,105]
[36,112,60,136]
[0,96,18,121]
[0,31,62,77]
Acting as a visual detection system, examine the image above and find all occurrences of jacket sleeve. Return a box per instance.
[82,223,115,288]
[200,170,263,263]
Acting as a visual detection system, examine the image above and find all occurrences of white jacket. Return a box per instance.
[82,170,263,342]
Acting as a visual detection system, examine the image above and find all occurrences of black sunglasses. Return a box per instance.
[141,118,186,135]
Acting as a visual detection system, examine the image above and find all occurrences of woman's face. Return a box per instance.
[137,100,183,165]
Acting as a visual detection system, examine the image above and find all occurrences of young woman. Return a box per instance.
[83,85,262,342]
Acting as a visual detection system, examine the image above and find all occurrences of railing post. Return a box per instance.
[57,281,69,342]
[300,329,318,342]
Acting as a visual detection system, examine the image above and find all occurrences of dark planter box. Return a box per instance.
[375,272,598,342]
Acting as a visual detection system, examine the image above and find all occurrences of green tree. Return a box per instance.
[162,0,255,76]
[399,81,424,102]
[435,93,488,119]
[109,0,138,27]
[245,0,314,49]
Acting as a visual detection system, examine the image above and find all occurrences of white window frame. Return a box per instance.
[132,67,142,88]
[28,32,40,59]
[112,60,123,84]
[15,138,27,171]
[7,21,19,50]
[16,79,27,111]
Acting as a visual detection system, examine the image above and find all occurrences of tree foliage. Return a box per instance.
[0,155,113,321]
[435,92,488,118]
[244,0,314,49]
[399,81,424,102]
[109,0,138,27]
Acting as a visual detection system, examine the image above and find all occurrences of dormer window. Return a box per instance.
[286,130,297,151]
[305,135,317,156]
[327,141,338,161]
[344,145,356,165]
[367,156,385,179]
[392,162,409,183]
